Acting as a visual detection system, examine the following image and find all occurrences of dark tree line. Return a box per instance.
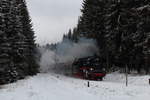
[64,0,150,74]
[0,0,39,84]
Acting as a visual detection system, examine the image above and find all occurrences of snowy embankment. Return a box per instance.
[0,72,150,100]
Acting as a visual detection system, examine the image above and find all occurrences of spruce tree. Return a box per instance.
[19,0,39,75]
[72,27,78,42]
[0,0,39,84]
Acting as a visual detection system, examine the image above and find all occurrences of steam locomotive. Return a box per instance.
[72,56,106,81]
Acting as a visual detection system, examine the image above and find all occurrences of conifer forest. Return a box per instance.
[0,0,150,100]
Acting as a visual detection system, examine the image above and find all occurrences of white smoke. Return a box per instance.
[39,38,99,73]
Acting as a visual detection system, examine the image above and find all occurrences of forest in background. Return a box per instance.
[48,0,150,74]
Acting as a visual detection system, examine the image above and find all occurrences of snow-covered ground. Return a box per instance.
[0,72,150,100]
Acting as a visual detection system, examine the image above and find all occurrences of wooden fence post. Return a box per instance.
[87,81,90,87]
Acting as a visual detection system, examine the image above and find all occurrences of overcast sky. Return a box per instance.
[26,0,83,44]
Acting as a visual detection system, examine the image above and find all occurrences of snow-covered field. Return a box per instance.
[0,72,150,100]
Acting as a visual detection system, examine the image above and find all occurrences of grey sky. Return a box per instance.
[26,0,83,44]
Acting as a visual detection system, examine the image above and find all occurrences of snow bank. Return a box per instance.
[0,74,99,100]
[0,72,150,100]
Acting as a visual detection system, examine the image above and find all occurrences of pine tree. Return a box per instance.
[136,3,150,73]
[62,29,73,42]
[19,0,39,75]
[0,0,21,84]
[72,27,78,42]
[0,0,39,84]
